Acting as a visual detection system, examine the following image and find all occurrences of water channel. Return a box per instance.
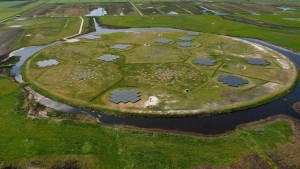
[9,18,300,134]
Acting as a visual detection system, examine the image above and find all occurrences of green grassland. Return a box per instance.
[0,0,45,21]
[23,30,297,116]
[3,17,84,49]
[0,76,299,168]
[238,13,300,27]
[0,1,25,8]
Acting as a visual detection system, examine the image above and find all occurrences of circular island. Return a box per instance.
[23,30,298,116]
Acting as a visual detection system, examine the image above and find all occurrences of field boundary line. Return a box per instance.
[0,18,11,24]
[64,19,70,28]
[226,3,258,15]
[89,77,124,102]
[176,5,194,15]
[63,16,84,40]
[158,9,165,15]
[129,0,143,16]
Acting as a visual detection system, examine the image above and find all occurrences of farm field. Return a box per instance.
[21,2,138,17]
[23,30,297,115]
[2,17,86,49]
[17,1,300,17]
[0,0,44,21]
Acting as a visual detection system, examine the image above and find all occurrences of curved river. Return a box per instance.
[9,19,300,135]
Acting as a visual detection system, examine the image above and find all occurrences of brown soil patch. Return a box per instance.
[292,102,300,114]
[0,28,23,56]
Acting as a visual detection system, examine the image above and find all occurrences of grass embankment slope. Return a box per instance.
[0,77,299,168]
[100,15,300,52]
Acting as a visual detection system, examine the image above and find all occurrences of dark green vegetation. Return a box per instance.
[0,77,300,168]
[23,30,297,115]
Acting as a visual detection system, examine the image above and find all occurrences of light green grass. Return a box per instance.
[239,14,300,27]
[0,77,295,168]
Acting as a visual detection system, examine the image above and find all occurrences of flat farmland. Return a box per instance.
[0,1,26,8]
[22,2,137,17]
[3,17,84,48]
[16,1,300,17]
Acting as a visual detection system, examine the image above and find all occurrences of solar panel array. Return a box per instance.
[36,59,60,68]
[177,42,194,47]
[246,58,269,66]
[97,54,120,62]
[193,58,216,66]
[187,32,200,36]
[155,39,172,44]
[218,75,248,87]
[178,37,194,41]
[111,44,131,50]
[110,90,141,104]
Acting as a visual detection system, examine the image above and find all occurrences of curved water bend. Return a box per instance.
[9,22,300,134]
[10,42,60,83]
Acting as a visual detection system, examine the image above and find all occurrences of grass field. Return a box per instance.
[23,30,297,116]
[0,0,44,21]
[0,77,300,168]
[3,17,85,49]
[0,1,26,8]
[0,0,300,169]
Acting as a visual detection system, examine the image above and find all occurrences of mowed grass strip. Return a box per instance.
[0,77,295,168]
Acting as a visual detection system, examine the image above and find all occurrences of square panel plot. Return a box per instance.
[246,58,269,66]
[97,54,120,62]
[193,58,216,66]
[111,44,131,50]
[187,32,200,36]
[110,90,141,104]
[155,39,172,44]
[177,42,194,47]
[178,37,194,41]
[218,75,248,87]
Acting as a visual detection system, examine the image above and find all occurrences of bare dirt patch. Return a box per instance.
[0,28,23,57]
[144,96,160,107]
[276,59,291,69]
[292,102,300,114]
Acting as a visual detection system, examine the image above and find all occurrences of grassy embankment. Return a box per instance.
[0,76,299,168]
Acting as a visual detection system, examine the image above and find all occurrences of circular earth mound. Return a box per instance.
[24,30,297,116]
